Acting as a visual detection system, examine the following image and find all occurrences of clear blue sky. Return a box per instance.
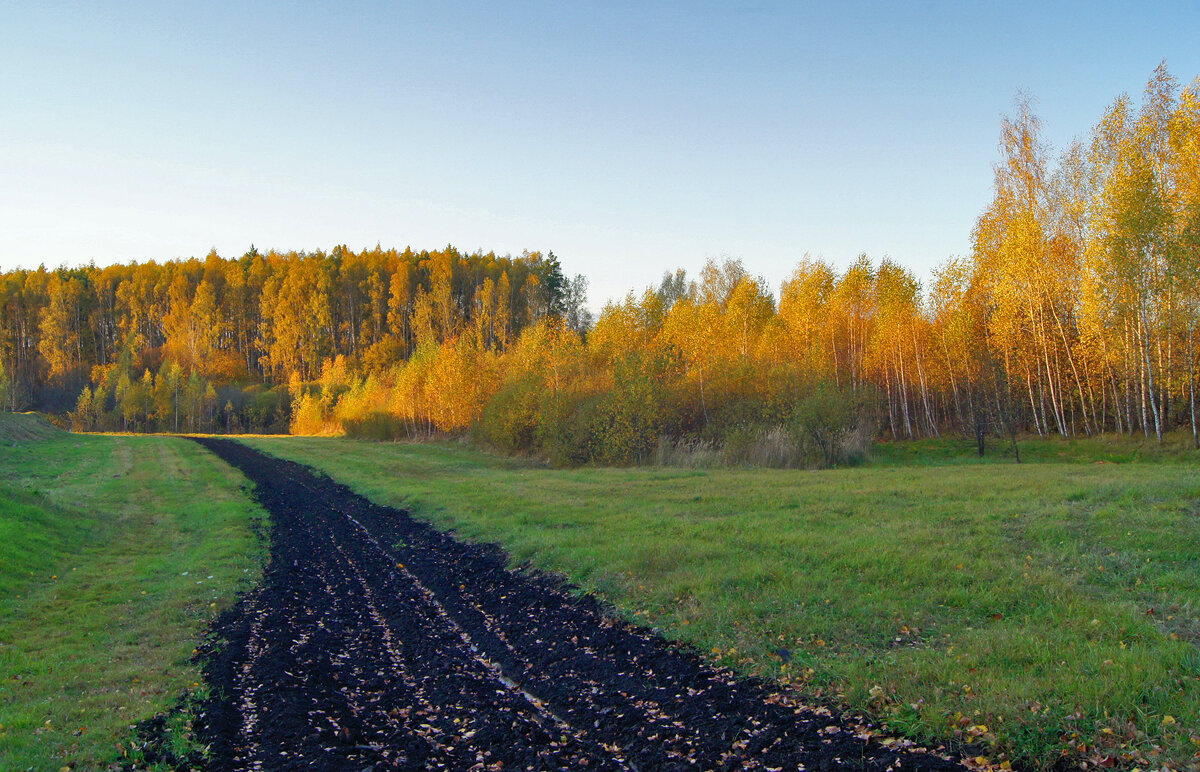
[3,1,1198,307]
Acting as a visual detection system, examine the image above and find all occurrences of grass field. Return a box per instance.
[0,414,266,771]
[242,434,1200,770]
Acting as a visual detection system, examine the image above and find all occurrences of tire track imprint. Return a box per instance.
[192,438,966,771]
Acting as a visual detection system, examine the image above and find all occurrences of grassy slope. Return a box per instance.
[0,415,265,771]
[0,412,65,444]
[242,435,1200,770]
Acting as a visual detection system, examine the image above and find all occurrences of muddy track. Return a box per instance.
[191,438,965,771]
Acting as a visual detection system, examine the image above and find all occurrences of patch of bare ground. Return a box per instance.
[187,438,967,771]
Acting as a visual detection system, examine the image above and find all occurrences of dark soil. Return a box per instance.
[188,437,967,771]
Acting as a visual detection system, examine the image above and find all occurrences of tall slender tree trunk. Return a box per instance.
[1160,333,1170,437]
[884,374,897,438]
[1141,308,1163,442]
[1190,366,1197,449]
[942,337,963,431]
[914,331,939,437]
[1036,308,1067,436]
[1083,356,1100,435]
[1136,316,1149,438]
[1121,320,1135,435]
[1026,370,1043,436]
[1189,328,1198,449]
[1100,368,1112,434]
[1044,348,1067,436]
[896,349,913,439]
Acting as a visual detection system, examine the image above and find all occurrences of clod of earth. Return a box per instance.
[187,438,967,771]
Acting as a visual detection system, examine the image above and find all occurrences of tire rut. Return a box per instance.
[192,438,965,771]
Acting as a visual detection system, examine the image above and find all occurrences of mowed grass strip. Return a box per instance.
[242,435,1200,770]
[0,415,265,771]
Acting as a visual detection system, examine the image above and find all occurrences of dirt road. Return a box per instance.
[190,438,964,771]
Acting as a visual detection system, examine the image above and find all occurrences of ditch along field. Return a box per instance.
[0,413,266,770]
[238,435,1200,771]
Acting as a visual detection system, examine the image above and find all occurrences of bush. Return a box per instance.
[722,425,803,467]
[290,391,341,436]
[591,354,669,465]
[536,389,604,466]
[790,381,879,467]
[475,376,543,453]
[652,435,724,467]
[342,411,409,441]
[240,386,290,433]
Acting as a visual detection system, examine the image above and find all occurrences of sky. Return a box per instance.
[3,1,1199,308]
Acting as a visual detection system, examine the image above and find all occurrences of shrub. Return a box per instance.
[722,425,803,467]
[592,354,668,465]
[341,411,409,441]
[652,435,724,467]
[290,391,341,436]
[536,388,604,466]
[476,376,543,453]
[790,381,880,467]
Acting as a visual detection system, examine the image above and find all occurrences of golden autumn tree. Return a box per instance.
[1092,66,1179,441]
[1169,82,1200,444]
[779,258,836,377]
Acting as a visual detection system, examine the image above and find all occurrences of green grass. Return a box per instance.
[871,431,1200,467]
[0,411,66,445]
[0,415,266,771]
[241,434,1200,770]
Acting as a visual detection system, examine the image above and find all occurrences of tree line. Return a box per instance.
[1,65,1197,461]
[0,245,580,434]
[961,64,1200,446]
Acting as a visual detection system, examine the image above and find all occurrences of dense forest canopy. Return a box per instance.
[2,65,1198,461]
[0,245,582,431]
